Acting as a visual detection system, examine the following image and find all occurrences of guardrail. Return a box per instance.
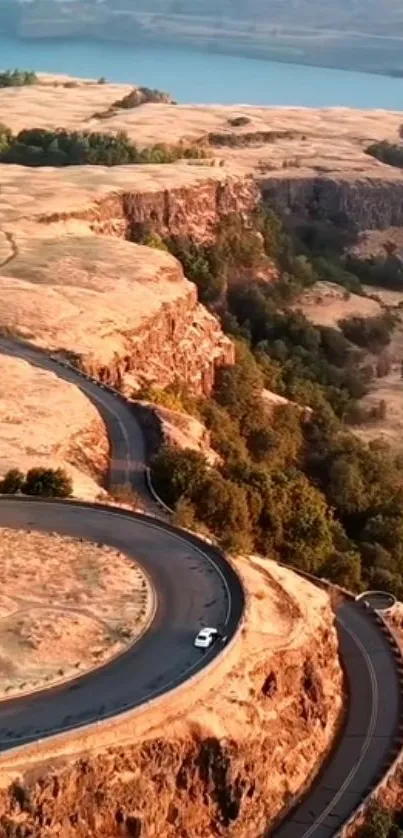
[142,466,403,836]
[0,495,246,760]
[336,602,403,837]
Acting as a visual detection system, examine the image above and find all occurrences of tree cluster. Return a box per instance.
[0,69,38,88]
[339,313,395,353]
[366,139,403,169]
[144,200,403,593]
[0,125,209,167]
[152,346,334,562]
[358,803,403,837]
[0,467,73,498]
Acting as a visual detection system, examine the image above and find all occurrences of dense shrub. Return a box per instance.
[366,139,403,169]
[227,116,251,127]
[151,447,208,509]
[23,467,73,498]
[339,313,395,352]
[346,252,403,291]
[0,126,209,168]
[0,468,24,494]
[0,69,37,87]
[358,803,403,837]
[0,467,72,498]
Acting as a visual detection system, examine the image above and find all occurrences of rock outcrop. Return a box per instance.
[261,173,403,231]
[0,234,234,395]
[0,163,258,395]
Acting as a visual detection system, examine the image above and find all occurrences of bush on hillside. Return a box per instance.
[366,139,403,169]
[0,466,73,498]
[23,467,73,498]
[0,468,25,494]
[0,126,209,168]
[0,69,38,87]
[339,313,395,353]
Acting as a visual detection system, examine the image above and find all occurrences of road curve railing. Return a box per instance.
[1,338,403,837]
[142,465,403,838]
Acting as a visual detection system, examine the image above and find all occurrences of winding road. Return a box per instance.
[0,336,402,838]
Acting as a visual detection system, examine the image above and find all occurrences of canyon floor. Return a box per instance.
[0,528,152,700]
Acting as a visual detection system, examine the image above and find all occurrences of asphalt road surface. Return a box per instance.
[272,601,402,837]
[0,337,402,838]
[0,337,244,749]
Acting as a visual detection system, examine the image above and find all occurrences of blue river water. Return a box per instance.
[0,35,403,109]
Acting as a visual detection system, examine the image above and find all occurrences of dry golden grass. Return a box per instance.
[0,354,109,500]
[0,528,152,699]
[0,74,402,177]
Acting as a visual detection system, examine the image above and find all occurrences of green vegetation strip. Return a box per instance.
[136,209,403,599]
[0,125,210,167]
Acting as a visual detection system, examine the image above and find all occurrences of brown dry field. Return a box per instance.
[292,280,382,327]
[293,281,403,452]
[0,528,152,700]
[0,73,403,177]
[0,354,109,499]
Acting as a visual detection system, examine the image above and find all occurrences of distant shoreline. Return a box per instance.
[0,33,402,110]
[2,31,403,80]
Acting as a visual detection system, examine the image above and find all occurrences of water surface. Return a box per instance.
[1,35,403,109]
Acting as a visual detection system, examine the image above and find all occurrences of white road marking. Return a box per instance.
[298,615,379,838]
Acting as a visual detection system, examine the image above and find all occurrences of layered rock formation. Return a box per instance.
[0,233,233,394]
[0,558,343,838]
[262,174,403,231]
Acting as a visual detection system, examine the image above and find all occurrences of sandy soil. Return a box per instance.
[291,281,403,451]
[0,354,109,500]
[0,74,402,178]
[292,280,382,328]
[0,235,188,365]
[0,528,152,700]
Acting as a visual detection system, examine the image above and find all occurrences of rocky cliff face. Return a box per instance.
[52,175,259,243]
[261,174,403,231]
[83,284,234,395]
[0,559,343,838]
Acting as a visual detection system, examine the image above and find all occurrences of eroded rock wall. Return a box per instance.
[82,284,234,395]
[58,176,259,243]
[261,174,403,231]
[0,623,340,838]
[0,559,343,838]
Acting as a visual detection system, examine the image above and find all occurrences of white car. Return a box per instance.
[194,627,219,649]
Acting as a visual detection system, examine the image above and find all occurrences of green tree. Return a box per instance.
[196,472,252,553]
[0,468,24,494]
[259,473,334,571]
[319,550,362,590]
[23,467,73,498]
[151,446,208,508]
